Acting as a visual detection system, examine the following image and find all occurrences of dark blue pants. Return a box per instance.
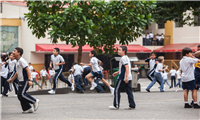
[171,76,176,88]
[18,81,36,111]
[147,68,161,85]
[143,38,146,45]
[82,67,91,86]
[95,79,105,93]
[1,76,9,95]
[146,39,149,45]
[113,80,136,108]
[53,68,72,90]
[74,75,84,92]
[7,71,19,94]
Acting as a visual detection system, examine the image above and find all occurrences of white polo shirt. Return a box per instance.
[73,64,83,76]
[6,59,17,73]
[16,57,29,81]
[51,54,65,70]
[180,56,198,82]
[29,65,33,71]
[142,34,146,38]
[155,63,163,73]
[31,72,38,79]
[161,72,168,80]
[176,70,181,79]
[90,57,100,72]
[118,55,132,81]
[146,34,150,39]
[0,64,8,79]
[49,70,55,76]
[149,33,154,38]
[170,69,176,76]
[40,70,48,77]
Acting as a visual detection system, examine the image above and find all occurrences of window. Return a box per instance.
[0,3,2,13]
[158,20,165,29]
[175,17,183,27]
[194,15,200,26]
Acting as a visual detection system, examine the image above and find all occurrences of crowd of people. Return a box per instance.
[143,32,165,46]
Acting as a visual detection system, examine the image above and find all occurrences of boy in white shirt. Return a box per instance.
[142,33,146,45]
[28,63,33,73]
[146,56,167,92]
[146,33,150,46]
[1,55,9,97]
[180,47,200,108]
[31,69,41,89]
[149,32,154,45]
[175,68,181,88]
[161,70,171,88]
[169,66,177,88]
[80,50,114,95]
[40,66,48,89]
[109,46,136,110]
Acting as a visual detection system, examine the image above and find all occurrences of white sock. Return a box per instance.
[185,102,188,104]
[194,102,197,104]
[109,86,113,89]
[92,82,95,84]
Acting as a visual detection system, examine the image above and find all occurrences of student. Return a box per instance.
[169,66,176,88]
[31,69,41,89]
[82,65,91,86]
[40,66,48,90]
[175,68,181,88]
[49,68,55,85]
[7,47,39,113]
[5,52,19,96]
[179,47,200,108]
[68,69,75,85]
[109,46,136,110]
[1,55,9,97]
[48,48,74,94]
[28,63,33,73]
[146,33,150,46]
[161,33,164,45]
[145,53,161,85]
[146,56,167,92]
[80,50,114,95]
[72,62,84,93]
[142,33,146,45]
[161,69,171,89]
[149,32,154,46]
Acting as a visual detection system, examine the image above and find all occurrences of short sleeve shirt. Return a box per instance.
[6,59,17,72]
[180,56,198,82]
[119,55,132,81]
[155,63,163,73]
[90,57,100,72]
[170,70,176,76]
[31,72,38,79]
[176,70,181,79]
[73,64,83,76]
[16,57,29,81]
[51,54,65,70]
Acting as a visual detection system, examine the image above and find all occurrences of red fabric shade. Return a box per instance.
[153,43,199,52]
[35,44,151,53]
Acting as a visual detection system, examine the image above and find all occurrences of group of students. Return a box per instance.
[143,32,164,46]
[145,45,200,108]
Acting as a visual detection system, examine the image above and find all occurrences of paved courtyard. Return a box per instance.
[1,78,200,120]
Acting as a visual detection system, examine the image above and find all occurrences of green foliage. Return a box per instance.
[25,1,156,61]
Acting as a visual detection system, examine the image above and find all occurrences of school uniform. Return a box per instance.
[113,55,136,109]
[145,58,161,85]
[51,54,72,91]
[16,57,36,111]
[142,34,146,45]
[149,33,154,45]
[146,63,164,92]
[73,64,84,92]
[180,56,198,90]
[6,59,19,94]
[194,55,200,85]
[1,64,9,96]
[94,66,106,93]
[40,70,48,89]
[90,57,104,79]
[31,72,41,88]
[170,69,177,88]
[161,72,171,87]
[175,70,181,87]
[29,65,33,73]
[82,65,91,86]
[146,34,150,45]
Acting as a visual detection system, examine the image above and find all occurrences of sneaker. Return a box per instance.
[71,84,75,91]
[109,106,118,110]
[110,87,114,96]
[13,94,17,97]
[193,104,200,109]
[22,108,34,113]
[1,94,8,97]
[48,89,55,94]
[184,103,192,108]
[191,101,194,107]
[90,83,97,90]
[124,107,135,110]
[146,89,150,92]
[33,99,39,111]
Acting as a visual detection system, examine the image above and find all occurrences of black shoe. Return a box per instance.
[79,91,84,93]
[193,104,200,109]
[169,86,172,89]
[146,89,150,92]
[184,103,192,108]
[160,91,164,92]
[191,101,194,107]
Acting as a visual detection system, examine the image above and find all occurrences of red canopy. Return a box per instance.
[35,44,151,53]
[153,43,199,52]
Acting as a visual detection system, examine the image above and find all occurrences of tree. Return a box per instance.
[152,1,200,26]
[25,1,156,63]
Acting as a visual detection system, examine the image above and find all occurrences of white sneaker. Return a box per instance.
[109,106,118,110]
[48,89,55,94]
[13,94,17,97]
[71,84,75,91]
[33,99,39,111]
[124,107,135,110]
[22,108,34,113]
[90,83,97,90]
[110,87,114,96]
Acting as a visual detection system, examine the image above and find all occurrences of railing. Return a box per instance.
[164,60,180,72]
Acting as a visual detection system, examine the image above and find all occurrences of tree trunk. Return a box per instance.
[77,37,83,64]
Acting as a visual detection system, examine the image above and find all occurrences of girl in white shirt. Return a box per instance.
[169,66,177,88]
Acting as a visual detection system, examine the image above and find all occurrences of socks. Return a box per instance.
[194,102,197,104]
[109,86,113,90]
[185,102,188,104]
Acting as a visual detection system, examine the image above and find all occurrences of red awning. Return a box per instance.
[35,44,151,53]
[153,43,200,52]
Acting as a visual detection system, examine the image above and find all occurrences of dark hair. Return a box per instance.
[8,52,12,56]
[120,45,127,55]
[43,66,46,69]
[172,66,174,69]
[198,44,200,48]
[182,47,192,56]
[54,47,60,53]
[1,55,7,61]
[72,62,77,66]
[90,50,97,57]
[151,52,156,56]
[33,69,35,72]
[29,62,31,65]
[15,47,23,56]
